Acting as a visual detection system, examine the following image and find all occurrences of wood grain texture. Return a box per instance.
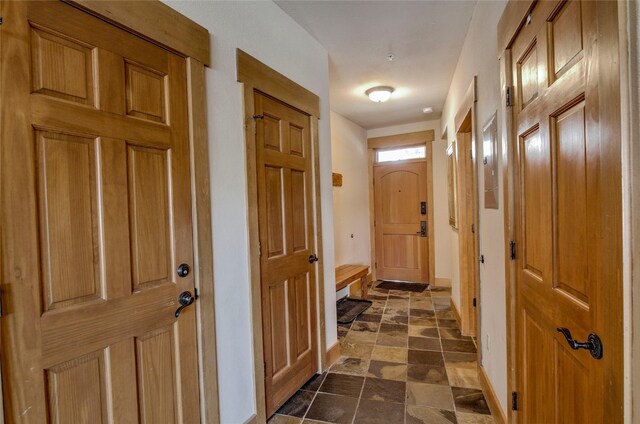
[454,121,479,338]
[367,130,434,149]
[65,0,211,65]
[326,341,342,368]
[310,115,327,372]
[255,91,319,417]
[503,1,624,421]
[498,47,519,424]
[1,3,202,422]
[374,162,429,283]
[237,49,320,118]
[478,365,507,424]
[186,57,219,423]
[240,51,325,420]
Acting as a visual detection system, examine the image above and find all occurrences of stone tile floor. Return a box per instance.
[268,282,495,424]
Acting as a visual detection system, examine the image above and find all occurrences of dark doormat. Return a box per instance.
[336,298,372,324]
[377,281,429,293]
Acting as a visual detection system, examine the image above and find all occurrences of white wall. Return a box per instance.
[440,0,508,415]
[330,112,370,298]
[164,2,335,422]
[366,119,452,282]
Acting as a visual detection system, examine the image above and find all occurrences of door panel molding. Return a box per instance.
[453,77,480,340]
[237,49,324,423]
[0,2,218,422]
[499,1,624,421]
[366,131,435,285]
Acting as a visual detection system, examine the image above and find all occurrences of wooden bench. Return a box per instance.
[335,264,370,299]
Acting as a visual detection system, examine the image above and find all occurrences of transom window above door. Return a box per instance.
[376,145,426,163]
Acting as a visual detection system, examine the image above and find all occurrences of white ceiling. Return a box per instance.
[275,0,477,129]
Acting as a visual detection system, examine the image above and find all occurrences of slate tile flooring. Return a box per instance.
[268,282,495,424]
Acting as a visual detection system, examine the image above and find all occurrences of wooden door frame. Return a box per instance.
[366,131,436,285]
[0,1,220,422]
[236,49,326,423]
[453,78,480,339]
[498,1,626,421]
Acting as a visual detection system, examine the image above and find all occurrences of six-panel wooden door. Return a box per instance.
[254,92,319,417]
[374,161,429,283]
[511,0,622,421]
[0,2,200,422]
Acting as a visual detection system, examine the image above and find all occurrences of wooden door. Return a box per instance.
[374,161,429,283]
[511,1,622,421]
[0,3,200,422]
[254,92,318,416]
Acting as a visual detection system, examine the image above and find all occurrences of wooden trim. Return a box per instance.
[450,298,462,326]
[237,49,320,118]
[243,415,258,424]
[326,341,342,368]
[239,54,324,422]
[479,365,507,424]
[368,150,377,281]
[434,277,452,288]
[242,82,268,423]
[496,0,535,52]
[626,1,640,421]
[426,143,436,286]
[453,79,480,339]
[65,0,211,66]
[498,47,518,424]
[186,57,220,423]
[367,130,434,149]
[455,77,476,134]
[367,130,436,285]
[312,115,328,371]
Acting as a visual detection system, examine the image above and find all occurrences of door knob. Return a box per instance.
[556,327,603,359]
[308,254,319,263]
[176,263,190,277]
[175,291,195,318]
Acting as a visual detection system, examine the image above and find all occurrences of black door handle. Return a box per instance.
[308,254,319,264]
[175,291,195,318]
[177,263,190,278]
[556,327,603,359]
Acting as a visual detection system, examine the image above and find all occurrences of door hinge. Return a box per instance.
[479,254,485,264]
[471,223,475,233]
[473,297,477,307]
[510,240,516,260]
[506,86,514,107]
[194,287,199,299]
[258,241,262,257]
[512,391,518,411]
[375,261,378,269]
[0,17,3,26]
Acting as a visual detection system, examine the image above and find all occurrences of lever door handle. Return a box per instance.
[175,291,195,318]
[556,327,603,359]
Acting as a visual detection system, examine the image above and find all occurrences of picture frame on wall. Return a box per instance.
[482,113,499,209]
[447,141,458,228]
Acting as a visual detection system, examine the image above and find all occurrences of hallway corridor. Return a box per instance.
[268,283,495,423]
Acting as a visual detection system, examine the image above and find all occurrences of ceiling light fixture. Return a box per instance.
[422,107,433,114]
[365,86,395,103]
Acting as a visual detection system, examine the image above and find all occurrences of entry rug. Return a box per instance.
[336,297,372,324]
[377,281,429,293]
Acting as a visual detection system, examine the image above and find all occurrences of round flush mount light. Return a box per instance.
[365,86,395,103]
[422,107,433,114]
